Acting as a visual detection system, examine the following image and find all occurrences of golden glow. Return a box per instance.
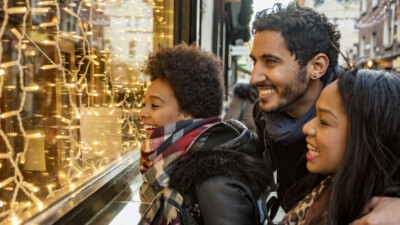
[11,217,18,225]
[0,0,165,222]
[367,60,374,68]
[7,7,27,14]
[31,8,50,13]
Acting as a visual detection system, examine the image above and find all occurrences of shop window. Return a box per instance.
[371,32,377,58]
[372,0,378,8]
[361,0,367,13]
[0,0,174,223]
[383,4,395,47]
[360,36,366,58]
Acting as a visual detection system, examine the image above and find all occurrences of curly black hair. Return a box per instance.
[143,43,224,118]
[252,3,341,82]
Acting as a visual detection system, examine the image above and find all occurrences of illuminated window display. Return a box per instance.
[0,0,174,223]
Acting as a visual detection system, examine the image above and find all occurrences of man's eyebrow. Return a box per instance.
[318,107,338,119]
[260,54,281,61]
[149,96,165,103]
[249,54,281,62]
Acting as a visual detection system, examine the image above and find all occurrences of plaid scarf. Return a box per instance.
[280,176,332,225]
[140,117,221,225]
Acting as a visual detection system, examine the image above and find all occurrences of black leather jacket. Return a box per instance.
[169,120,275,225]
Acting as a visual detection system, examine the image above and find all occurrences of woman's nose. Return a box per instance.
[139,108,147,121]
[303,118,316,136]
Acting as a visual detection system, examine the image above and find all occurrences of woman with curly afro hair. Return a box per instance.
[138,43,274,225]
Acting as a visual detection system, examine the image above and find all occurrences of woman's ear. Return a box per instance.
[308,53,329,80]
[183,113,193,119]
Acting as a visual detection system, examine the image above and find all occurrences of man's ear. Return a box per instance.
[307,53,329,80]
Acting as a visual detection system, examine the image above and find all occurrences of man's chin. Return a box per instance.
[259,101,280,114]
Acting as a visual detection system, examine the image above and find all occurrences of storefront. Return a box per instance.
[0,0,199,224]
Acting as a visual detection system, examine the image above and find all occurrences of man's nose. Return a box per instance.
[251,63,266,85]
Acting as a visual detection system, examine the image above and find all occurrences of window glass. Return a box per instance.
[0,0,174,223]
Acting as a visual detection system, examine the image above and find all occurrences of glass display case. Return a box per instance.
[0,0,175,224]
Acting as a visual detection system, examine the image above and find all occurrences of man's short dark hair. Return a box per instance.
[252,3,341,82]
[144,43,224,118]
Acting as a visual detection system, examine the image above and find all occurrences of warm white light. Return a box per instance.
[7,7,27,14]
[0,177,14,188]
[38,202,43,211]
[41,64,58,70]
[37,1,56,6]
[11,29,22,39]
[42,40,57,45]
[31,8,50,13]
[0,69,4,76]
[11,217,18,225]
[23,85,39,92]
[367,60,374,68]
[26,133,42,139]
[1,61,17,68]
[63,7,79,17]
[1,111,19,119]
[39,22,57,27]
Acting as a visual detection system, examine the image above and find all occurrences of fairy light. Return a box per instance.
[1,61,17,68]
[31,8,50,13]
[23,85,39,92]
[0,177,14,188]
[11,28,22,39]
[39,22,58,27]
[6,7,27,14]
[11,217,18,225]
[41,40,57,46]
[37,1,55,6]
[1,110,19,119]
[22,181,39,193]
[0,0,154,222]
[41,64,59,70]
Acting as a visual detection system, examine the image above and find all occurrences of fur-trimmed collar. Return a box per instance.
[169,149,275,199]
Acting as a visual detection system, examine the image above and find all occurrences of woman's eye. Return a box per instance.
[319,119,329,126]
[151,104,159,108]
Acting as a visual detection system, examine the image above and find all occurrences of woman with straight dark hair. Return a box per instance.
[280,68,400,225]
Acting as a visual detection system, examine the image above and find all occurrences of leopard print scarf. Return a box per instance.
[280,176,332,225]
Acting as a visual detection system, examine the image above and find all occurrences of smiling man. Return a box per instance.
[250,3,400,225]
[250,2,340,212]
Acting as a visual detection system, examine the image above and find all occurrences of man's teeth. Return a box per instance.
[307,144,320,156]
[144,125,157,130]
[260,89,275,96]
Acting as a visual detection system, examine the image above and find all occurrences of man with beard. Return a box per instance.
[250,3,400,224]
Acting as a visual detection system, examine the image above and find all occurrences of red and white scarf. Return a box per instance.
[139,117,221,225]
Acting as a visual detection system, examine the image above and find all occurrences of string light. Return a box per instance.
[0,0,163,222]
[356,0,394,28]
[6,7,27,14]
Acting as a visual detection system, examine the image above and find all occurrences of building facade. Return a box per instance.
[355,0,400,69]
[305,0,360,67]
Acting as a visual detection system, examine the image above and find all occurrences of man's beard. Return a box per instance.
[262,66,310,114]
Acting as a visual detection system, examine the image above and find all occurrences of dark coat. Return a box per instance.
[169,120,275,225]
[253,100,310,211]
